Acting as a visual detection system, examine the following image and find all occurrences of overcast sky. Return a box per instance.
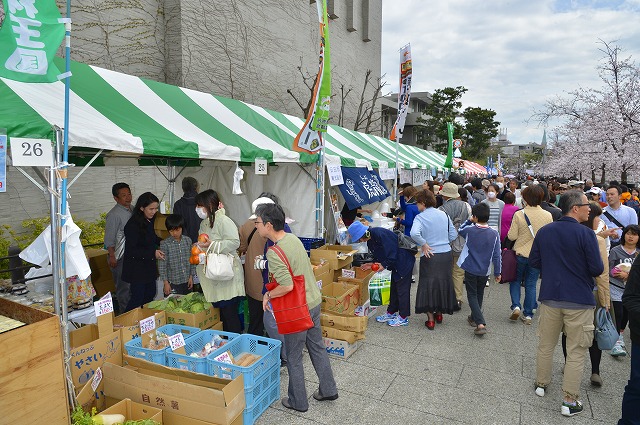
[381,0,640,146]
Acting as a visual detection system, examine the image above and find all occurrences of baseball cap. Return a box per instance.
[248,197,275,219]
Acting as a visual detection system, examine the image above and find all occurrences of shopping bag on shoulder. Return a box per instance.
[265,244,314,334]
[595,307,619,350]
[368,270,391,306]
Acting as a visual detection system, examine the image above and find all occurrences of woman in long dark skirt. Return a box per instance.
[410,189,458,330]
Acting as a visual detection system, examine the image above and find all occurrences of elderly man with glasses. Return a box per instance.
[529,190,605,417]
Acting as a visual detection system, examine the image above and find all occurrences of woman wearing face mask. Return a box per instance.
[481,184,505,232]
[122,192,166,312]
[195,189,246,333]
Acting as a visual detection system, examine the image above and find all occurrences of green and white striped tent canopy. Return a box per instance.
[0,58,446,170]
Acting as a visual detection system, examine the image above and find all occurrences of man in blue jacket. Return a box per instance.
[529,190,604,417]
[348,221,416,327]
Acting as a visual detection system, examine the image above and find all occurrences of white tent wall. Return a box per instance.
[175,162,319,237]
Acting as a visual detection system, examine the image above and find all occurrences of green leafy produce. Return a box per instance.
[71,405,160,425]
[190,302,205,313]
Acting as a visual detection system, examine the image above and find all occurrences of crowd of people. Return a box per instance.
[101,173,640,421]
[103,177,337,415]
[346,174,639,421]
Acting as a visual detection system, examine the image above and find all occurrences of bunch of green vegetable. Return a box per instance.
[72,406,160,425]
[147,293,207,314]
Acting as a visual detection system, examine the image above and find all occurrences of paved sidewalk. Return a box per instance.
[257,280,631,424]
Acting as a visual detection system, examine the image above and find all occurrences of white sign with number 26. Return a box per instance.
[10,138,53,167]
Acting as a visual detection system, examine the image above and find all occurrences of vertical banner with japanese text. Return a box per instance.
[389,44,412,141]
[0,0,65,82]
[293,0,331,154]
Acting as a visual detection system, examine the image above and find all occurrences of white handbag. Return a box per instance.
[204,241,235,281]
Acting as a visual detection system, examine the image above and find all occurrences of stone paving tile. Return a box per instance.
[254,277,631,424]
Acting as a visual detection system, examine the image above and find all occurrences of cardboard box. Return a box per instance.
[101,398,163,423]
[323,337,359,359]
[0,298,70,425]
[106,397,243,425]
[310,244,357,270]
[114,308,167,343]
[146,303,220,330]
[86,248,116,297]
[320,312,368,332]
[155,213,170,239]
[354,299,378,318]
[211,321,224,331]
[103,358,245,425]
[70,324,123,389]
[321,326,365,344]
[338,267,374,305]
[321,281,359,315]
[311,260,332,278]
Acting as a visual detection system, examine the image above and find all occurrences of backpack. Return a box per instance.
[440,200,469,254]
[394,230,419,254]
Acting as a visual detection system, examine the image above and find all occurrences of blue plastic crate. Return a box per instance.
[299,237,325,252]
[206,334,281,387]
[125,324,201,365]
[244,381,280,425]
[243,364,280,406]
[165,329,239,373]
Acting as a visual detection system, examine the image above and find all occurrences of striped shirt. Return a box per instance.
[158,235,196,284]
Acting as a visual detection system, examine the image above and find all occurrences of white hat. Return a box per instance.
[248,197,275,219]
[587,187,601,195]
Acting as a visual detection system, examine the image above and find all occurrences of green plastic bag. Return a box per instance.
[369,270,391,306]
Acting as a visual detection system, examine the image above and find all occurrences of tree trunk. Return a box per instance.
[599,162,606,186]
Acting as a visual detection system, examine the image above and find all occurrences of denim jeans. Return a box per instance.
[619,342,640,424]
[464,271,487,326]
[510,255,539,317]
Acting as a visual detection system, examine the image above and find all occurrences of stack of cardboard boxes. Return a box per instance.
[310,244,376,359]
[85,248,115,298]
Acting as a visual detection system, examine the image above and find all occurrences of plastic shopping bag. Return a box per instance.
[368,270,391,306]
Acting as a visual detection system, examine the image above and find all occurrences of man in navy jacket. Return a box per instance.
[529,190,604,417]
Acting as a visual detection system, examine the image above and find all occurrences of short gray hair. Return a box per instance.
[558,189,585,215]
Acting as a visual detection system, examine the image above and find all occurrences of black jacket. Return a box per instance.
[121,217,161,284]
[173,191,202,242]
[623,256,640,344]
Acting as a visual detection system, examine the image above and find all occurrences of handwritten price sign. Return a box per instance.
[168,333,186,351]
[214,351,234,365]
[341,269,356,279]
[91,367,102,392]
[94,292,113,317]
[139,316,156,335]
[326,164,344,186]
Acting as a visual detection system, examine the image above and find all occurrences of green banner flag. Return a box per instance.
[0,0,64,82]
[444,122,454,169]
[311,0,331,132]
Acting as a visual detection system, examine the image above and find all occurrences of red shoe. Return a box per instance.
[425,320,435,330]
[434,313,443,324]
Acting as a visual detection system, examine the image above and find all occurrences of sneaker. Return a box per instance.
[388,316,409,327]
[610,344,627,357]
[535,386,545,397]
[521,315,532,325]
[561,400,583,417]
[590,373,602,387]
[485,280,490,287]
[618,335,626,348]
[376,312,397,323]
[509,307,521,321]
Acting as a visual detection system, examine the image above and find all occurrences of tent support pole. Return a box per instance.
[316,149,325,239]
[13,166,47,192]
[168,162,175,210]
[68,149,103,188]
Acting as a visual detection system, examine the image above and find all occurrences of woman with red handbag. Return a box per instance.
[255,203,338,413]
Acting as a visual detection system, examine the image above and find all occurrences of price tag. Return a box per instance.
[10,138,53,167]
[139,316,156,335]
[326,164,344,186]
[94,292,114,317]
[91,367,102,392]
[169,333,186,351]
[214,351,234,365]
[341,269,356,279]
[255,158,267,175]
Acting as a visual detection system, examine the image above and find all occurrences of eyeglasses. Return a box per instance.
[575,203,591,208]
[254,220,263,225]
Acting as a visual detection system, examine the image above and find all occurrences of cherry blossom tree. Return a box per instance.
[533,41,640,184]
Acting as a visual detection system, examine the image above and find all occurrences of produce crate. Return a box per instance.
[243,363,280,406]
[300,237,325,255]
[207,334,281,387]
[125,324,200,365]
[165,329,240,373]
[244,381,280,425]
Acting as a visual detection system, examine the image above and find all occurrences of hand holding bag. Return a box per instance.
[265,244,314,334]
[204,241,235,281]
[595,307,619,350]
